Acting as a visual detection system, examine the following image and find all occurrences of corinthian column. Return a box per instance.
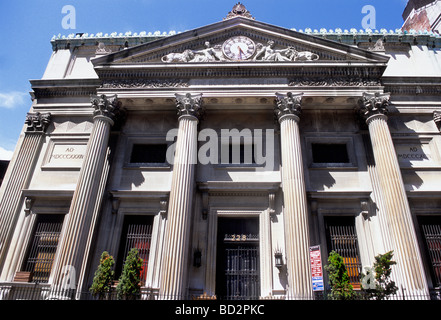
[159,93,203,300]
[357,92,429,298]
[0,112,51,272]
[50,94,124,299]
[275,92,312,299]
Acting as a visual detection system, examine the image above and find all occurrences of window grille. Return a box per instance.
[419,217,441,287]
[325,217,362,289]
[22,214,64,283]
[117,216,153,282]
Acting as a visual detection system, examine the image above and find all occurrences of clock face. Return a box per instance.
[222,36,256,61]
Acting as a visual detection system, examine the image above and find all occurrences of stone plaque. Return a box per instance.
[395,143,431,166]
[44,143,87,168]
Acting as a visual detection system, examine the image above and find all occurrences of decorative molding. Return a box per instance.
[25,112,51,132]
[384,85,441,95]
[90,94,125,124]
[367,38,385,52]
[175,93,204,119]
[101,79,189,89]
[361,200,370,220]
[32,88,98,99]
[274,92,303,121]
[434,111,441,131]
[24,197,34,215]
[160,39,319,63]
[96,66,385,81]
[96,42,112,55]
[202,192,209,220]
[160,199,168,218]
[253,40,319,62]
[356,92,390,121]
[289,77,381,87]
[224,3,255,20]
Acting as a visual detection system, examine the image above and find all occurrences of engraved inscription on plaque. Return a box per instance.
[43,141,87,169]
[395,144,432,166]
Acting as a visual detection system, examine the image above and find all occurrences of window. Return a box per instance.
[325,216,362,289]
[22,214,65,283]
[130,144,167,164]
[116,215,154,282]
[312,143,350,164]
[418,216,441,287]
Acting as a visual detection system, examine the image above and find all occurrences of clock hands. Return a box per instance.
[237,46,245,59]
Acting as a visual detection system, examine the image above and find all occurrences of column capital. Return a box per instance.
[90,94,124,125]
[25,112,51,132]
[433,110,441,132]
[175,93,204,120]
[274,92,303,123]
[356,92,390,123]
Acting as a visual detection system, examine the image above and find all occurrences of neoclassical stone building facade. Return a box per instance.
[1,4,441,300]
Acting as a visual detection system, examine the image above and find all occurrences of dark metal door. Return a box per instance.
[216,217,260,300]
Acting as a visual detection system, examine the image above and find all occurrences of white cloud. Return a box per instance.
[0,91,28,109]
[0,146,14,161]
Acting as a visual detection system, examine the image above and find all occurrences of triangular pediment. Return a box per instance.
[92,17,389,67]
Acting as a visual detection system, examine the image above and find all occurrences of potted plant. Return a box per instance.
[89,251,115,300]
[116,248,143,300]
[361,250,398,300]
[324,250,357,300]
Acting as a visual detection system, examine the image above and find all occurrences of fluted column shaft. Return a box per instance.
[51,95,123,298]
[358,92,429,298]
[275,93,312,299]
[0,112,51,272]
[159,93,203,300]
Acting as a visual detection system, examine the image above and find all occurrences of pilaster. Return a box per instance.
[0,112,51,274]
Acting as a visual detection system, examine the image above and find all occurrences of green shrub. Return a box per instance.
[116,248,143,300]
[89,251,115,300]
[324,250,357,300]
[361,250,398,300]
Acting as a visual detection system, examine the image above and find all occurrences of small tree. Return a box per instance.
[116,248,143,300]
[361,250,398,300]
[89,251,115,300]
[324,250,357,300]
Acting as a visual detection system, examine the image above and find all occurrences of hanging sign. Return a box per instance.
[309,245,324,291]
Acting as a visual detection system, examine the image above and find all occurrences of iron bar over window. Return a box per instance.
[117,216,153,282]
[325,216,362,289]
[22,214,64,283]
[419,216,441,287]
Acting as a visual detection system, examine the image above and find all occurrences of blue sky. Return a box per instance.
[0,0,408,160]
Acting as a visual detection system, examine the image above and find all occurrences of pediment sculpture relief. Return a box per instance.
[161,37,319,63]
